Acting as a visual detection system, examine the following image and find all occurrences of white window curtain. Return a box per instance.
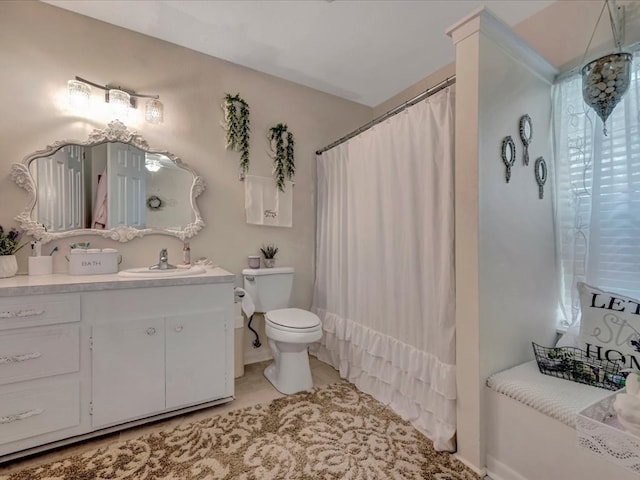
[554,46,640,327]
[312,89,456,451]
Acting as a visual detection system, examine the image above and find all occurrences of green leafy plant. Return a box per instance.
[0,226,27,255]
[259,243,279,259]
[222,93,250,178]
[269,123,295,192]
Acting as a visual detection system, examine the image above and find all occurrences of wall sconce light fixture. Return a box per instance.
[145,98,164,124]
[67,79,91,112]
[67,76,164,124]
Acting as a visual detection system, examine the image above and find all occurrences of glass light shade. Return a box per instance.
[67,80,91,112]
[582,52,632,135]
[108,88,131,120]
[145,99,164,124]
[145,158,162,172]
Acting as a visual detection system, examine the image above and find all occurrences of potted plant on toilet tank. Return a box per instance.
[260,244,278,268]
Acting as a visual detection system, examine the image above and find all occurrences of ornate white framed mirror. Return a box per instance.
[11,121,205,243]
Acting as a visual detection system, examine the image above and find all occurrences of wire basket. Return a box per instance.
[532,342,626,391]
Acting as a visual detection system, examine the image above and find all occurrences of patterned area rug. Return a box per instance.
[1,382,478,479]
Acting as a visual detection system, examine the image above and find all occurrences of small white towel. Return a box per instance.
[234,287,256,318]
[244,175,293,227]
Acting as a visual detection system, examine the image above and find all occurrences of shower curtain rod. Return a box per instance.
[315,75,456,155]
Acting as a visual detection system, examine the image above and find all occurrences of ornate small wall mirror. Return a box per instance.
[519,114,532,166]
[11,121,205,243]
[535,156,547,199]
[501,136,516,183]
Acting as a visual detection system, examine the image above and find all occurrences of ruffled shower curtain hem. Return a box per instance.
[311,308,457,451]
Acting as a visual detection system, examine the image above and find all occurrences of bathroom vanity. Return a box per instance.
[0,269,235,462]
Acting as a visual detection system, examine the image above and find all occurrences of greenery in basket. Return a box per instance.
[269,123,295,192]
[260,244,279,259]
[545,347,611,387]
[222,93,250,179]
[0,226,27,255]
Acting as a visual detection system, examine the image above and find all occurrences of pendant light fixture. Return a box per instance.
[581,0,632,135]
[145,154,163,172]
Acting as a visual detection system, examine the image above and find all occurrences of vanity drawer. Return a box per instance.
[0,379,80,445]
[0,325,80,386]
[0,294,80,331]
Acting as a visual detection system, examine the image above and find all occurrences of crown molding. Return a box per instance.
[446,7,558,85]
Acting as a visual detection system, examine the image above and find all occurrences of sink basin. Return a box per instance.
[118,265,206,278]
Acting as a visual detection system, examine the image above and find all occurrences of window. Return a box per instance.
[554,47,640,326]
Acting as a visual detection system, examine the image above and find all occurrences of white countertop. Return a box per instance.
[0,267,236,297]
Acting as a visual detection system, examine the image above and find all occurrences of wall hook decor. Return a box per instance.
[222,93,251,179]
[519,114,532,166]
[501,136,516,183]
[535,156,548,199]
[269,123,295,192]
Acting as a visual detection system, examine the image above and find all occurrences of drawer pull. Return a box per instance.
[0,408,44,424]
[174,325,183,333]
[0,308,45,319]
[146,327,156,336]
[0,352,42,365]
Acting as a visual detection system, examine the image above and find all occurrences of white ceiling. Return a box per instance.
[44,0,555,107]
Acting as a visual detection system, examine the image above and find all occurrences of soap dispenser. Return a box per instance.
[182,242,191,265]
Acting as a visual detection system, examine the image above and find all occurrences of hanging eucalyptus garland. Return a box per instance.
[269,123,295,192]
[222,93,250,178]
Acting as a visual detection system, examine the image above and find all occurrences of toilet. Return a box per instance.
[242,267,322,394]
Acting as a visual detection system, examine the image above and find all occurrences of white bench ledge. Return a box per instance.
[487,360,614,428]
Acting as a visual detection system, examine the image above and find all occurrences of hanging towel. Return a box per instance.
[92,169,108,229]
[244,175,293,227]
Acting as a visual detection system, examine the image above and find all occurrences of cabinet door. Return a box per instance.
[91,318,165,428]
[165,310,227,409]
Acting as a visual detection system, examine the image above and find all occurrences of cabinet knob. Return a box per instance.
[174,325,183,333]
[146,327,156,336]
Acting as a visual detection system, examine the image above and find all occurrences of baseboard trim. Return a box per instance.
[485,455,528,480]
[453,453,486,477]
[244,350,272,365]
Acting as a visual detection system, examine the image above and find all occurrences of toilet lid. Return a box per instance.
[266,308,320,329]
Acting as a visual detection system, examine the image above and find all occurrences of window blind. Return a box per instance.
[554,47,640,325]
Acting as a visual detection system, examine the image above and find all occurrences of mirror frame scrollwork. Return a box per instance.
[10,121,205,243]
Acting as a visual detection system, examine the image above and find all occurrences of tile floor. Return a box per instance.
[0,356,343,475]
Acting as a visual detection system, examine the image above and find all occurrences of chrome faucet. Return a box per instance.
[150,248,176,270]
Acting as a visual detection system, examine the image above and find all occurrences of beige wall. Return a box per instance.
[376,0,640,115]
[0,1,371,311]
[517,0,640,72]
[372,63,455,118]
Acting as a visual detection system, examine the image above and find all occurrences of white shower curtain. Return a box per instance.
[312,88,456,451]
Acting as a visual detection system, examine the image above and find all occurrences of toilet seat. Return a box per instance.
[266,308,321,330]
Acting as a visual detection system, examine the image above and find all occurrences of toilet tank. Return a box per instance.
[242,267,294,313]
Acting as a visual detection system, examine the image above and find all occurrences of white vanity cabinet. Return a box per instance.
[0,270,235,462]
[87,285,232,428]
[0,294,83,456]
